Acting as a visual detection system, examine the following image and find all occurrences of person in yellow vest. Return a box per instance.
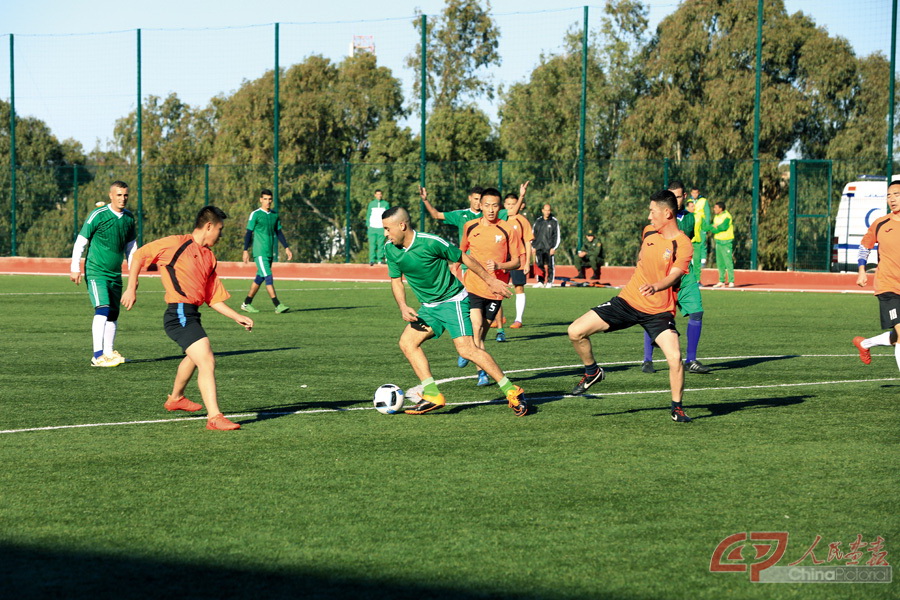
[690,187,711,275]
[710,201,735,288]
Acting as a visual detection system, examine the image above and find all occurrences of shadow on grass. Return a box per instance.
[704,354,801,370]
[290,305,376,313]
[0,543,641,600]
[127,346,302,363]
[592,394,813,419]
[238,399,362,424]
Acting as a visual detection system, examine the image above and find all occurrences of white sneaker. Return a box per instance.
[405,385,424,403]
[727,282,735,288]
[544,282,553,288]
[91,355,120,367]
[532,282,544,288]
[713,282,725,288]
[107,351,126,366]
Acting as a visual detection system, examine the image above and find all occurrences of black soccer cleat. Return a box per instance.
[671,404,692,423]
[685,360,711,374]
[641,361,655,374]
[572,367,605,395]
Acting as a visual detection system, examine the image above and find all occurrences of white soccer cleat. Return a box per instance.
[405,385,424,403]
[91,355,120,367]
[107,351,126,365]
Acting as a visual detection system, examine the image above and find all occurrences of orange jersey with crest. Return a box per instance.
[619,225,692,315]
[506,213,535,246]
[133,234,230,306]
[861,214,900,295]
[460,218,525,300]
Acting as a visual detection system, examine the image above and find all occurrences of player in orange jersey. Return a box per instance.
[567,189,694,422]
[121,206,254,431]
[460,188,526,386]
[853,179,900,371]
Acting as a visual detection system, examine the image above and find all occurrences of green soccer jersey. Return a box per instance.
[386,232,464,305]
[443,209,481,238]
[78,206,136,281]
[247,208,282,260]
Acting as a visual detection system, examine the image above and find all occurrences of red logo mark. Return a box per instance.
[710,532,789,582]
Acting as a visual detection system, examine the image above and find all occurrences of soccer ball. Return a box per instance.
[373,384,405,414]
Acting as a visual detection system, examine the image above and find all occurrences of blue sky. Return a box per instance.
[1,1,895,149]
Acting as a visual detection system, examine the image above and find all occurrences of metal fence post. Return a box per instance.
[576,5,588,251]
[419,14,427,231]
[136,28,143,246]
[345,161,352,263]
[887,0,897,182]
[274,22,280,212]
[204,164,209,206]
[787,160,796,270]
[9,34,16,256]
[750,0,763,270]
[73,164,79,241]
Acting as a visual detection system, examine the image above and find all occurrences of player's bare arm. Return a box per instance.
[121,260,143,310]
[639,267,686,296]
[390,277,419,322]
[461,253,512,299]
[210,301,253,331]
[420,187,444,220]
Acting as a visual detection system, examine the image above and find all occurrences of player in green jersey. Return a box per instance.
[69,181,137,367]
[241,189,293,314]
[366,189,390,265]
[641,181,711,374]
[381,206,528,417]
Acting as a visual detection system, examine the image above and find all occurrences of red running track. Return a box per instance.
[0,257,873,294]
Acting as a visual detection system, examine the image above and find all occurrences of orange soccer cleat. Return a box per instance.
[164,395,203,412]
[206,414,241,430]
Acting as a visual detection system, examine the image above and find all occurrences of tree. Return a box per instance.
[0,100,90,256]
[407,0,501,110]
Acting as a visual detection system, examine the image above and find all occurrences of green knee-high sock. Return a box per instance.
[497,377,515,394]
[422,377,440,396]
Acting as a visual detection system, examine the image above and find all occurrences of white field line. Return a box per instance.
[1,356,896,435]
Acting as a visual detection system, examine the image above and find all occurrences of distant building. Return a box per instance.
[350,35,375,58]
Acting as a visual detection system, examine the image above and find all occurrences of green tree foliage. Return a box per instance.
[407,0,501,110]
[0,100,92,256]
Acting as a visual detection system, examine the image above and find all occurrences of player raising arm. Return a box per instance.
[382,206,528,417]
[122,206,253,431]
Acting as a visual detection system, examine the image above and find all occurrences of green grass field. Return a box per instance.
[0,274,897,599]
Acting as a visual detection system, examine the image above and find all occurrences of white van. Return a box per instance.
[832,176,897,272]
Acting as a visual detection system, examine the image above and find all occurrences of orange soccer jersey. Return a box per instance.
[460,218,525,300]
[619,225,693,315]
[133,234,230,306]
[506,213,535,247]
[861,214,900,295]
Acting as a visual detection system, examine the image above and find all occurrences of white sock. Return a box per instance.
[514,293,526,323]
[103,320,118,355]
[92,315,107,354]
[863,332,892,348]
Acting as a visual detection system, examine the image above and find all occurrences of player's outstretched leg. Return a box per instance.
[568,310,607,394]
[454,336,527,416]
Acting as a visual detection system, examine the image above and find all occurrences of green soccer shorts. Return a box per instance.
[676,269,704,317]
[87,277,122,308]
[255,256,273,278]
[416,296,473,339]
